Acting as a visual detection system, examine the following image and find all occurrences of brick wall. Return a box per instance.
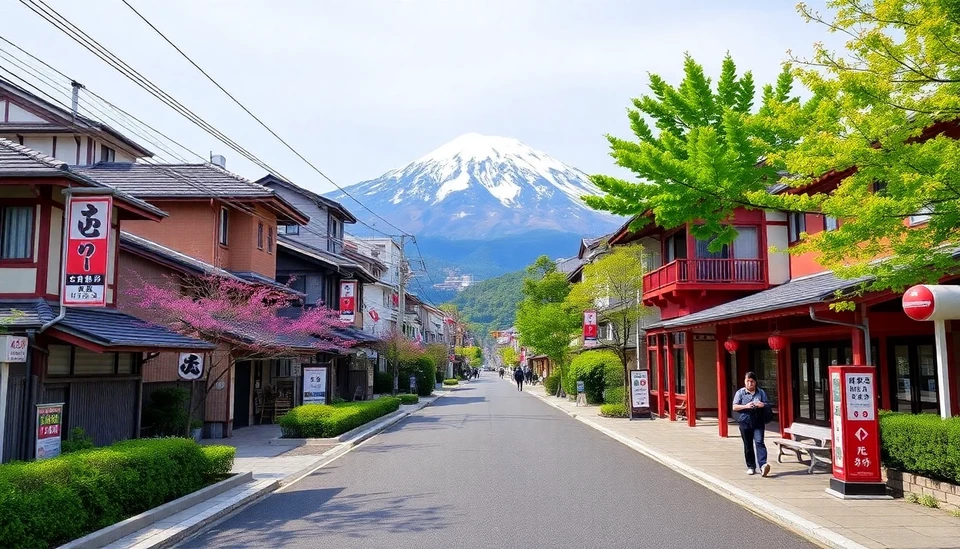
[885,468,960,511]
[225,204,278,278]
[122,201,218,265]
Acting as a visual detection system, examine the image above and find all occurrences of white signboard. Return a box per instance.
[303,366,328,404]
[631,370,650,409]
[0,335,28,363]
[831,372,844,467]
[177,352,204,381]
[845,372,875,421]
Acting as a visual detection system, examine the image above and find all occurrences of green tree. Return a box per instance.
[498,346,519,368]
[747,0,960,295]
[514,256,580,396]
[585,53,809,251]
[565,244,648,407]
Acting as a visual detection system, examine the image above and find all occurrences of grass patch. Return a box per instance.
[442,379,459,386]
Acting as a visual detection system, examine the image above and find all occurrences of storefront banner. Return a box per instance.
[36,403,64,460]
[631,370,650,409]
[177,352,204,381]
[339,281,357,323]
[64,195,112,307]
[583,310,598,348]
[302,366,328,404]
[0,335,28,363]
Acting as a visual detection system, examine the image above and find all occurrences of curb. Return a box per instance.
[525,389,866,549]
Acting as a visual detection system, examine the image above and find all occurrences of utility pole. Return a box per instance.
[393,235,407,395]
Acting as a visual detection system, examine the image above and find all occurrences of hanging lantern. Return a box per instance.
[723,338,740,354]
[767,333,789,352]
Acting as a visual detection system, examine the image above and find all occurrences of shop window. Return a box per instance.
[117,353,134,374]
[673,349,686,394]
[648,350,658,389]
[1,205,34,260]
[73,348,115,375]
[751,348,779,407]
[47,345,71,375]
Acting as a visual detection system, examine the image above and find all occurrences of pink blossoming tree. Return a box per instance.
[128,274,353,434]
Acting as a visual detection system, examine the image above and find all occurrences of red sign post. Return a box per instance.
[63,195,112,307]
[339,280,357,323]
[583,310,598,348]
[827,365,888,498]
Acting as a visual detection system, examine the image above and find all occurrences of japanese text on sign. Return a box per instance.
[845,373,875,421]
[64,196,112,307]
[35,404,63,460]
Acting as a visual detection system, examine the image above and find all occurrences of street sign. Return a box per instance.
[63,195,112,307]
[0,335,28,363]
[302,366,328,404]
[583,310,598,348]
[827,365,887,499]
[339,280,357,323]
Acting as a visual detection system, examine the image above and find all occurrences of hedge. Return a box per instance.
[373,371,394,394]
[543,371,560,396]
[600,403,629,418]
[201,445,236,478]
[0,437,233,549]
[398,394,419,405]
[603,386,625,408]
[279,397,401,438]
[566,351,620,404]
[880,411,960,485]
[442,379,459,386]
[411,357,436,396]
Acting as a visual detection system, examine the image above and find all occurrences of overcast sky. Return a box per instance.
[1,0,839,195]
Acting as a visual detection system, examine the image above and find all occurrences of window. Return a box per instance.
[1,206,34,260]
[277,224,299,235]
[824,215,838,232]
[257,222,264,250]
[218,207,229,246]
[267,227,274,254]
[909,206,932,226]
[273,359,292,378]
[664,230,687,262]
[99,145,115,163]
[872,181,888,196]
[788,212,806,244]
[327,216,342,253]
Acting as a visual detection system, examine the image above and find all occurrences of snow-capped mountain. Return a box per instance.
[326,133,623,239]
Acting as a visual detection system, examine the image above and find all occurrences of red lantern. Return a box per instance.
[723,338,740,354]
[767,334,789,352]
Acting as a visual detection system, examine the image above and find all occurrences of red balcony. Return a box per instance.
[642,258,767,301]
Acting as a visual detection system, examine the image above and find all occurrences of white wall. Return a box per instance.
[47,205,63,296]
[5,103,45,123]
[765,211,790,284]
[0,268,36,293]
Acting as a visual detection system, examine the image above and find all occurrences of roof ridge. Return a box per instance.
[203,162,276,192]
[0,137,67,169]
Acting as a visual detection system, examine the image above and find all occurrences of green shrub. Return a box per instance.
[600,403,629,418]
[201,445,236,478]
[413,357,436,396]
[879,412,960,484]
[603,386,625,407]
[543,371,560,396]
[435,369,444,385]
[142,387,189,437]
[398,394,419,405]
[279,397,401,438]
[373,371,394,394]
[61,427,94,454]
[0,437,224,549]
[443,378,459,386]
[567,351,619,404]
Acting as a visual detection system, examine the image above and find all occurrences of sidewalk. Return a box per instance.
[98,392,447,549]
[517,380,960,549]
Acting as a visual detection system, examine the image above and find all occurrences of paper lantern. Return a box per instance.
[767,334,789,352]
[723,338,740,354]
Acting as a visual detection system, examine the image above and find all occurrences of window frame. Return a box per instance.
[277,224,299,235]
[99,145,116,163]
[267,226,274,254]
[218,207,229,247]
[787,212,806,244]
[257,221,264,250]
[909,207,933,226]
[824,215,839,232]
[0,204,36,263]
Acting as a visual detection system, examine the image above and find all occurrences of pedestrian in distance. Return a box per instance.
[499,367,504,379]
[513,366,525,391]
[732,371,773,477]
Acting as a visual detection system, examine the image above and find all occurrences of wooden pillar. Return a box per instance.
[684,331,696,427]
[666,334,676,422]
[716,326,729,438]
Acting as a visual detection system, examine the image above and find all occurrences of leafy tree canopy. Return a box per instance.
[514,256,579,366]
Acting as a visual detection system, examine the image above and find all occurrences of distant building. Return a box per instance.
[433,274,474,292]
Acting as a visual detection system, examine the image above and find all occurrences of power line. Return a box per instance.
[118,0,413,238]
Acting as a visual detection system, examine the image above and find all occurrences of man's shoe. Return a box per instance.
[761,463,771,477]
[747,468,756,475]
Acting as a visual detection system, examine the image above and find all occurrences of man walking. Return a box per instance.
[732,372,772,477]
[513,366,525,391]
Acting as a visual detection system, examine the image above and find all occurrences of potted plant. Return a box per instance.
[190,419,204,442]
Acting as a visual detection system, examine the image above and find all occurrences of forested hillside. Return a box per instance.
[446,270,525,332]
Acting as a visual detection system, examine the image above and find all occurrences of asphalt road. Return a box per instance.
[181,377,816,549]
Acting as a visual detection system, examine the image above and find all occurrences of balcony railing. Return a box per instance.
[642,258,765,294]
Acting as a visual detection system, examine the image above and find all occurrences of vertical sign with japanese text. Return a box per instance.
[631,369,650,409]
[64,195,112,307]
[829,366,882,487]
[339,281,357,323]
[35,403,64,460]
[583,310,598,348]
[302,366,328,404]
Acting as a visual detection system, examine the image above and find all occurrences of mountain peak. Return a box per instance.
[327,133,623,239]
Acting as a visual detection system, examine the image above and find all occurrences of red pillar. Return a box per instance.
[947,321,959,416]
[685,331,696,427]
[716,326,729,438]
[666,334,676,422]
[655,338,666,418]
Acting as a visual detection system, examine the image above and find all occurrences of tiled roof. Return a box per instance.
[649,271,873,330]
[74,162,277,198]
[0,140,167,218]
[277,236,377,283]
[556,256,582,274]
[257,175,358,224]
[0,299,213,350]
[228,270,303,295]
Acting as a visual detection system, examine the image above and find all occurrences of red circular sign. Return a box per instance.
[903,285,935,321]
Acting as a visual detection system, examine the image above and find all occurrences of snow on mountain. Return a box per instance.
[327,133,624,239]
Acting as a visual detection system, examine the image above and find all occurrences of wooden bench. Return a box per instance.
[772,422,832,474]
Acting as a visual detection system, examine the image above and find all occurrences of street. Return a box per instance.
[181,378,816,548]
